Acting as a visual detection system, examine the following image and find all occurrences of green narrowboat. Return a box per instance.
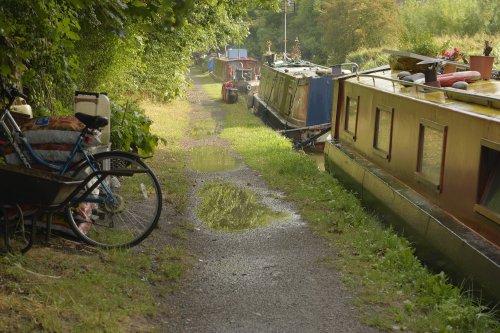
[324,65,500,299]
[251,60,346,148]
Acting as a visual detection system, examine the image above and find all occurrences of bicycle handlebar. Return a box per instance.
[1,87,29,111]
[7,88,28,102]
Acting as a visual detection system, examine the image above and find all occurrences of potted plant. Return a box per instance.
[264,40,276,66]
[469,41,495,80]
[439,47,463,73]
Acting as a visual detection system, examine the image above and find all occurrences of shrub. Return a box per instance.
[110,101,163,155]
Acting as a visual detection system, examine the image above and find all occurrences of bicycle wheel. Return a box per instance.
[65,151,162,248]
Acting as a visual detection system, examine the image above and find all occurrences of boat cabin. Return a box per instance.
[210,48,260,89]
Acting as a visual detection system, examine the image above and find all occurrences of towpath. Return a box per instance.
[157,72,380,333]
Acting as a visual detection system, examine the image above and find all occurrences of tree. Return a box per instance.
[319,0,401,63]
[1,0,279,112]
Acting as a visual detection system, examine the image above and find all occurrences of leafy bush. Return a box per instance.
[346,47,391,70]
[398,24,442,57]
[110,101,163,155]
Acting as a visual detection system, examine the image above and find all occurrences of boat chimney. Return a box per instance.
[424,69,437,83]
[417,59,441,88]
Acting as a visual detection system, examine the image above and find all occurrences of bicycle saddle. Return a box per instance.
[75,112,109,129]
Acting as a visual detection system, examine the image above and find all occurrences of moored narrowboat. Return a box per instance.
[324,64,500,299]
[209,49,260,93]
[251,60,347,148]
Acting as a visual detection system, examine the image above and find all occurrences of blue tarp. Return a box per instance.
[306,76,333,126]
[208,58,214,72]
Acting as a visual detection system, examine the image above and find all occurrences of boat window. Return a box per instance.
[344,96,359,138]
[474,140,500,225]
[416,120,447,191]
[373,106,394,159]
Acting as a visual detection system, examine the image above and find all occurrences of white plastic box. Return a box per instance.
[74,91,111,145]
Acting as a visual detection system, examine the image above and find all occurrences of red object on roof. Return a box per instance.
[437,71,481,87]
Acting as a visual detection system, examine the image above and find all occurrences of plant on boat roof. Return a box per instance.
[483,40,493,56]
[440,47,463,62]
[264,40,273,56]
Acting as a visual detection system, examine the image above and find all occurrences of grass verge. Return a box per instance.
[194,69,500,332]
[0,244,189,332]
[143,100,191,214]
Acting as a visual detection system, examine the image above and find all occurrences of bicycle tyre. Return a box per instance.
[64,151,162,248]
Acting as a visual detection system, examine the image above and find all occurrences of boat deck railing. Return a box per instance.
[355,72,500,111]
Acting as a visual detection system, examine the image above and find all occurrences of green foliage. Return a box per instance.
[246,0,499,67]
[2,0,282,153]
[1,0,278,111]
[400,0,499,37]
[110,101,163,154]
[247,0,327,63]
[346,47,391,70]
[321,0,401,63]
[398,24,442,57]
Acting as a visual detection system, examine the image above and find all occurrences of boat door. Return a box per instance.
[306,76,334,126]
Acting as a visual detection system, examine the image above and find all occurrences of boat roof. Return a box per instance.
[350,68,500,120]
[266,63,333,79]
[215,57,258,63]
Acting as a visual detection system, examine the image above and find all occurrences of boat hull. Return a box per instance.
[252,93,331,147]
[325,140,500,300]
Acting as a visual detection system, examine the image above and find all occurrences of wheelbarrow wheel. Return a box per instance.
[1,204,34,253]
[65,151,162,248]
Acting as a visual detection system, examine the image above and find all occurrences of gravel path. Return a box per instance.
[160,75,380,333]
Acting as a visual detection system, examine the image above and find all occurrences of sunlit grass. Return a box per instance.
[195,69,500,332]
[142,100,191,213]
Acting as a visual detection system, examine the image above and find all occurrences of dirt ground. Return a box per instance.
[141,76,383,333]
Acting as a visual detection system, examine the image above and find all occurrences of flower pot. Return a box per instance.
[469,55,495,80]
[443,63,457,74]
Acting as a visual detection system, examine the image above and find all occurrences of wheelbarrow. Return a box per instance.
[0,164,134,253]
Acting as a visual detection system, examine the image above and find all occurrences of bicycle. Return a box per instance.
[0,86,162,248]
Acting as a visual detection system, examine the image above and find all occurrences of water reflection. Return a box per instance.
[305,150,325,172]
[189,146,241,172]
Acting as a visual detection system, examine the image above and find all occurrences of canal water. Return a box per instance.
[305,150,325,172]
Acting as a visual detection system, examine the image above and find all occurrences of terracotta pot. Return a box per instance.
[443,63,457,74]
[469,55,495,80]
